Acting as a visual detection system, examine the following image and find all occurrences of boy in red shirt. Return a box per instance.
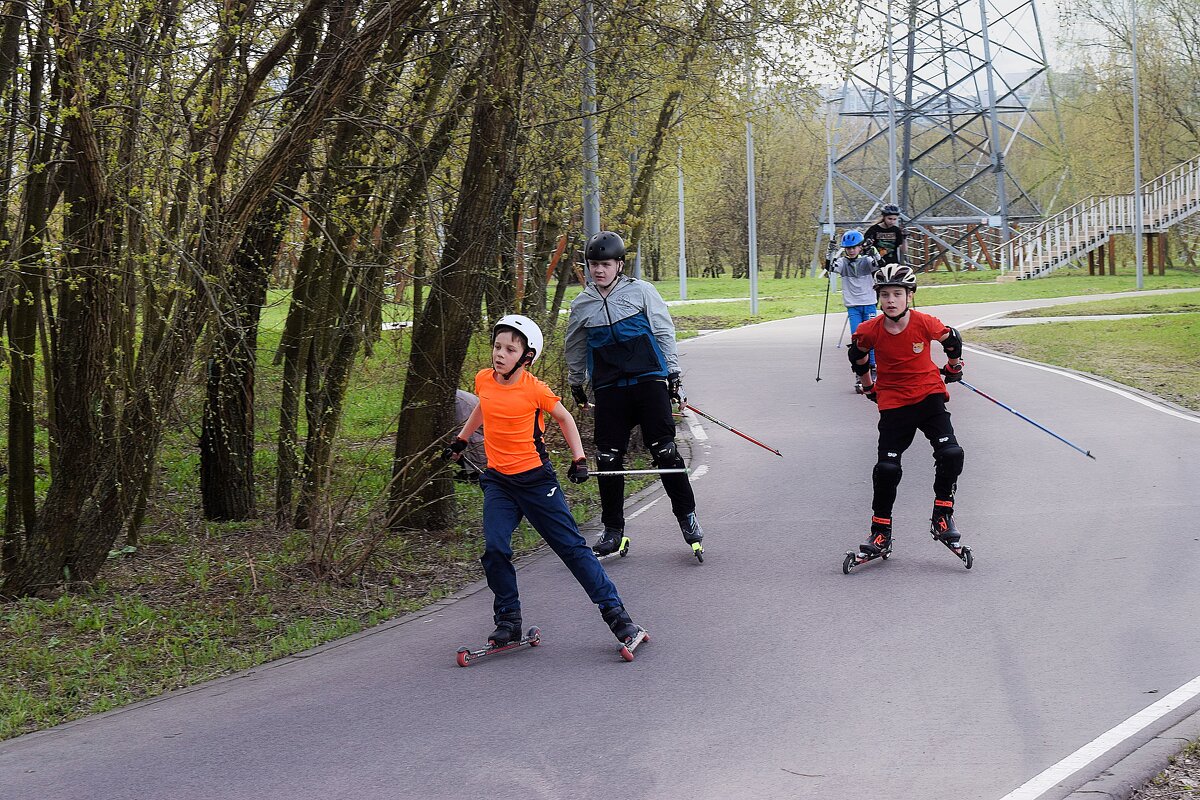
[447,315,642,650]
[847,266,966,557]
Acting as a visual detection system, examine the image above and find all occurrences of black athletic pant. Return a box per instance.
[593,380,696,530]
[873,393,961,519]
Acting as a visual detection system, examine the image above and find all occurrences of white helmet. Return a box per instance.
[493,314,544,365]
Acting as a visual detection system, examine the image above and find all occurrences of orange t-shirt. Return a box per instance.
[852,310,949,411]
[474,368,561,475]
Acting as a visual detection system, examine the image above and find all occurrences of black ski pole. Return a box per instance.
[815,254,834,382]
[959,380,1096,460]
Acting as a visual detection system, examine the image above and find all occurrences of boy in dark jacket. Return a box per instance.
[565,231,703,562]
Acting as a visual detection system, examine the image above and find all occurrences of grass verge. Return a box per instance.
[967,310,1200,412]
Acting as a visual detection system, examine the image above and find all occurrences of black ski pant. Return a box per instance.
[872,393,964,520]
[593,380,696,531]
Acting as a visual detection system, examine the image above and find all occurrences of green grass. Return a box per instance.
[1004,290,1200,317]
[968,313,1200,411]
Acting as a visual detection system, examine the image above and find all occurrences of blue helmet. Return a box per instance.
[840,230,865,248]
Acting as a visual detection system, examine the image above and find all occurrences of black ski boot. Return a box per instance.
[601,605,639,644]
[678,512,703,543]
[678,512,704,562]
[859,516,893,556]
[592,526,627,557]
[931,502,961,544]
[488,611,523,647]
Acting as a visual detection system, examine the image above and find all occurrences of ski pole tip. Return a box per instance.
[1086,451,1096,460]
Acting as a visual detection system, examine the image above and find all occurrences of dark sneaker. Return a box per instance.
[678,512,703,544]
[488,611,522,647]
[601,605,639,643]
[592,527,625,556]
[931,512,961,544]
[860,517,892,556]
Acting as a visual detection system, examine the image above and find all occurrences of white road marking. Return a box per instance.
[965,346,1200,425]
[691,464,708,480]
[997,674,1200,799]
[627,497,661,519]
[689,422,709,441]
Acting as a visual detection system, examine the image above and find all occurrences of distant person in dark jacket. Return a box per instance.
[865,204,907,266]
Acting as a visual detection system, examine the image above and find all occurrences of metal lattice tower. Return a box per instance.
[823,0,1065,269]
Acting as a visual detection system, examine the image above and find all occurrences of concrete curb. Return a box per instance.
[1062,707,1200,799]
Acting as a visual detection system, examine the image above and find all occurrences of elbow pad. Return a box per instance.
[941,327,963,359]
[848,343,871,374]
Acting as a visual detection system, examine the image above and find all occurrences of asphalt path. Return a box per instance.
[3,292,1200,800]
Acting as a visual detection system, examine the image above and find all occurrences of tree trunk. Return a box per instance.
[199,207,279,520]
[390,0,541,530]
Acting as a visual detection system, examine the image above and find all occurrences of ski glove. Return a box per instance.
[567,457,589,484]
[667,372,685,407]
[941,360,964,384]
[570,384,589,407]
[442,437,469,461]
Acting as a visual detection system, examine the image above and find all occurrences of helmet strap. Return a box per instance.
[498,349,533,380]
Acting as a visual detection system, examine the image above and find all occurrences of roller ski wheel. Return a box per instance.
[932,533,973,569]
[618,627,650,662]
[842,545,890,574]
[690,541,704,563]
[596,535,631,561]
[931,512,972,569]
[455,626,541,667]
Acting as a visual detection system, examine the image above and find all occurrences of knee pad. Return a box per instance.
[872,458,903,490]
[933,438,964,477]
[597,448,624,470]
[649,439,685,469]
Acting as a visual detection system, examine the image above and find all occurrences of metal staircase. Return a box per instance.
[1010,154,1200,278]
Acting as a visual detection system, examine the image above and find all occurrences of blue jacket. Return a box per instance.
[565,276,679,390]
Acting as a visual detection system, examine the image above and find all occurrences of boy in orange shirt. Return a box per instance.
[847,266,966,557]
[448,315,643,650]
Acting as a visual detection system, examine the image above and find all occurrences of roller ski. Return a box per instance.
[931,503,973,569]
[842,517,892,574]
[592,527,630,561]
[455,613,541,667]
[603,605,649,662]
[678,512,704,563]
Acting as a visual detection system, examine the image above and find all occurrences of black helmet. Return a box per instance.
[882,204,901,216]
[873,264,917,292]
[585,231,626,261]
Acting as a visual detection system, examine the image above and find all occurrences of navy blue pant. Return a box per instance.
[479,463,622,618]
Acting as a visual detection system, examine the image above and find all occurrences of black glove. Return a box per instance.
[567,457,589,484]
[864,388,878,403]
[442,437,469,460]
[570,384,589,407]
[667,372,685,407]
[941,360,964,384]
